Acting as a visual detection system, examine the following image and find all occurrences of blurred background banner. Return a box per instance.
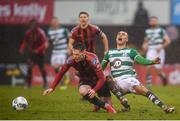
[171,0,180,25]
[0,0,54,25]
[55,0,170,25]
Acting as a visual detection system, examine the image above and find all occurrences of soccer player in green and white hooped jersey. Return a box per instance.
[48,17,70,90]
[101,31,174,113]
[142,16,171,87]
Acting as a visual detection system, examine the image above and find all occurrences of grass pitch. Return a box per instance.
[0,85,179,120]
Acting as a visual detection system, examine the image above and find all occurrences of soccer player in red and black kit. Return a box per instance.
[19,19,48,89]
[43,43,116,113]
[68,11,109,54]
[68,11,111,111]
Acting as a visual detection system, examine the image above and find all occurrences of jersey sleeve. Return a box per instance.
[70,28,77,40]
[19,31,29,52]
[162,28,167,37]
[144,29,148,38]
[101,51,109,70]
[65,28,71,37]
[94,25,103,35]
[129,49,154,65]
[129,49,139,60]
[89,55,105,92]
[35,29,48,53]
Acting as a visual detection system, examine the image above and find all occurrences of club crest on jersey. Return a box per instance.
[92,58,98,65]
[112,59,122,69]
[66,57,72,64]
[122,52,128,57]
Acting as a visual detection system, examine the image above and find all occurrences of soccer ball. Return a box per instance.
[12,96,28,111]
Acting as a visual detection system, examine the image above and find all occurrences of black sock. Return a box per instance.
[41,69,47,87]
[83,94,105,108]
[120,98,130,109]
[159,73,167,86]
[146,91,165,109]
[26,68,32,88]
[107,78,124,99]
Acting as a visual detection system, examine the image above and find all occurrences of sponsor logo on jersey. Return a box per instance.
[112,59,122,69]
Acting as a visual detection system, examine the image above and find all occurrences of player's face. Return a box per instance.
[79,14,89,26]
[116,31,128,45]
[50,18,59,28]
[29,21,37,30]
[72,49,84,62]
[149,18,158,27]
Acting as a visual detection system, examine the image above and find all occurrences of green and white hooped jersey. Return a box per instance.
[48,27,69,55]
[103,48,139,80]
[145,27,167,49]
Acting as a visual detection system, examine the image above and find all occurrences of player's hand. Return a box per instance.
[67,48,72,55]
[88,89,96,99]
[153,57,161,64]
[156,47,163,53]
[104,51,108,55]
[19,49,24,55]
[43,88,53,96]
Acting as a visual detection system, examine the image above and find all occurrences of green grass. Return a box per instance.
[0,85,179,120]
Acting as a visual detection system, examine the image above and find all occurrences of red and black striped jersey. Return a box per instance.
[51,51,105,92]
[70,24,103,53]
[20,27,48,54]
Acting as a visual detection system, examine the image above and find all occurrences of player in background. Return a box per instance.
[43,43,116,113]
[142,16,171,87]
[19,19,49,89]
[68,11,111,110]
[48,17,70,90]
[101,31,174,113]
[68,11,109,54]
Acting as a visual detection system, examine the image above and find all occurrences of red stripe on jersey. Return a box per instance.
[70,24,102,53]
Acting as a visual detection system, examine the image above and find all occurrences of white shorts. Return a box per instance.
[146,48,165,69]
[115,77,141,93]
[51,54,67,66]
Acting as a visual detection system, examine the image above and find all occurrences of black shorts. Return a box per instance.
[79,80,111,97]
[28,53,45,69]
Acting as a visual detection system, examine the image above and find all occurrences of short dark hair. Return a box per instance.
[73,42,85,51]
[28,18,38,28]
[79,11,89,17]
[29,18,37,25]
[150,16,158,20]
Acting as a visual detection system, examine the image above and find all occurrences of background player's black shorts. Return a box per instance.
[79,80,111,97]
[28,53,45,69]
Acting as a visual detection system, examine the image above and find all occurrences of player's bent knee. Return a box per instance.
[79,85,91,96]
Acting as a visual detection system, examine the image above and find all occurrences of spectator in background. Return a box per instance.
[133,1,149,27]
[19,19,48,89]
[47,17,70,90]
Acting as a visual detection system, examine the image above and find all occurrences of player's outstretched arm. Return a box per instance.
[42,64,70,96]
[101,52,109,70]
[135,55,160,65]
[100,32,109,53]
[19,39,26,54]
[68,38,75,55]
[130,49,160,65]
